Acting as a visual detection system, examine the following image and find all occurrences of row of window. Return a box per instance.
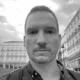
[6,54,27,58]
[61,10,80,65]
[66,58,79,68]
[0,47,26,51]
[0,58,28,64]
[67,32,80,51]
[66,57,80,69]
[5,57,27,60]
[67,45,80,58]
[66,11,80,36]
[62,11,80,51]
[2,43,23,46]
[61,25,80,56]
[67,25,80,42]
[1,64,25,69]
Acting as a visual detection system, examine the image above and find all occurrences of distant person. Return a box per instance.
[0,5,80,80]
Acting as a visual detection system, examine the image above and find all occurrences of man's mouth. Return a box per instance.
[34,49,50,52]
[33,49,51,56]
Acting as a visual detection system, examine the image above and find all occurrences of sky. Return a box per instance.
[0,0,80,43]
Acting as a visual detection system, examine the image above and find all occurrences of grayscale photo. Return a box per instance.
[0,0,80,80]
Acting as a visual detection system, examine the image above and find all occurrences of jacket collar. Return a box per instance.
[22,61,75,80]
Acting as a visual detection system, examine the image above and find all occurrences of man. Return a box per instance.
[0,5,80,80]
[24,5,61,80]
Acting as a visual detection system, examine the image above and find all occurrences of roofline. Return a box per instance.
[64,8,80,32]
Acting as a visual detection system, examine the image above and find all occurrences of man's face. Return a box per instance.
[24,11,61,64]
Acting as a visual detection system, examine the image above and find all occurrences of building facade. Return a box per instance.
[61,8,80,71]
[0,41,29,69]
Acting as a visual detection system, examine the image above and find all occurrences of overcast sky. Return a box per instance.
[0,0,80,43]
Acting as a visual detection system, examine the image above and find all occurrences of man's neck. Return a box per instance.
[30,59,60,80]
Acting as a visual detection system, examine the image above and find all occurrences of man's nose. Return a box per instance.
[36,31,47,47]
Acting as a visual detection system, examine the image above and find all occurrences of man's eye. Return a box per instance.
[45,30,55,34]
[29,30,38,35]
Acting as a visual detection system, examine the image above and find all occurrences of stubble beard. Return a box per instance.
[31,55,55,64]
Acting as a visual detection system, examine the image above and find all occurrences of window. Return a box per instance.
[14,66,17,69]
[78,14,80,20]
[0,64,3,67]
[10,64,13,69]
[78,59,80,64]
[0,53,4,59]
[5,64,9,69]
[79,13,80,19]
[74,28,77,35]
[78,25,80,31]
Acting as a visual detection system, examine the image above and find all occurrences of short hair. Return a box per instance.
[25,5,59,33]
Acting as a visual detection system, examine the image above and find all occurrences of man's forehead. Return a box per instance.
[27,11,56,21]
[25,11,59,33]
[27,12,57,26]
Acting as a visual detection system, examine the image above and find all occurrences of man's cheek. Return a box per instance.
[26,39,30,48]
[52,40,59,48]
[27,39,33,50]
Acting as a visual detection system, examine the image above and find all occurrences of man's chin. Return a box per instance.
[33,56,50,63]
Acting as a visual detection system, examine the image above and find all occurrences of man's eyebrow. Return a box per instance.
[45,26,57,30]
[27,27,37,32]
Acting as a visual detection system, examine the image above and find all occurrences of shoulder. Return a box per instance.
[0,68,22,80]
[0,73,10,80]
[68,70,80,77]
[0,63,32,80]
[66,69,80,80]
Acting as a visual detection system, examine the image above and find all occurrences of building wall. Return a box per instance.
[0,41,29,69]
[61,8,80,70]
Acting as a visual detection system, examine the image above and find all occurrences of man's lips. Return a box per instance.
[33,49,51,52]
[33,49,51,57]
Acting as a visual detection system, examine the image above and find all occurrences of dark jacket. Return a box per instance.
[0,61,80,80]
